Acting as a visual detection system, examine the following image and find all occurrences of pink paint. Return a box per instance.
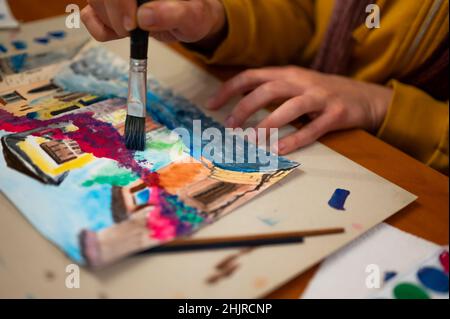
[352,223,364,231]
[148,186,160,205]
[440,250,449,273]
[146,206,177,241]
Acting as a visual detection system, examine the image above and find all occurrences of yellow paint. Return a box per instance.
[17,137,94,177]
[210,166,289,185]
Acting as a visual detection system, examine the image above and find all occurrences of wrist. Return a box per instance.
[371,86,394,131]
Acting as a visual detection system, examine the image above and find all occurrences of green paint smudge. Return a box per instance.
[82,162,139,187]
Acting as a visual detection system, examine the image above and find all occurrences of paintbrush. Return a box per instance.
[143,227,345,254]
[125,0,150,151]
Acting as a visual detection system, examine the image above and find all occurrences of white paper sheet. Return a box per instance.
[302,223,441,299]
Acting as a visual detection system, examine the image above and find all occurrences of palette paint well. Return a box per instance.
[372,249,449,299]
[417,267,449,293]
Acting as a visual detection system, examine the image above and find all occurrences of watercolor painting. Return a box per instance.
[0,44,299,268]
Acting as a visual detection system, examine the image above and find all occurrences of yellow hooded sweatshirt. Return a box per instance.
[195,0,449,175]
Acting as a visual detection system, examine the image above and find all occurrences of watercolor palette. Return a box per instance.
[373,248,449,299]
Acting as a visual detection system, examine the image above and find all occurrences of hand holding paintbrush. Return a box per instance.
[124,0,150,151]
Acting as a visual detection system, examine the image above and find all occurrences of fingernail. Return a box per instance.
[225,116,236,128]
[138,7,156,28]
[123,16,134,32]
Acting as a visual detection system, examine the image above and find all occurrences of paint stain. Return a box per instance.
[440,250,449,273]
[0,44,7,54]
[384,271,397,283]
[171,292,187,299]
[206,248,254,285]
[253,277,269,289]
[417,267,449,293]
[352,223,364,231]
[44,270,56,281]
[11,40,27,50]
[393,283,430,299]
[328,188,350,211]
[34,37,50,45]
[48,31,66,39]
[258,217,279,227]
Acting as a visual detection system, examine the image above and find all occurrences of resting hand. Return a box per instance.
[207,66,393,155]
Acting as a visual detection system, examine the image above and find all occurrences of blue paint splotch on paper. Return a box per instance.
[258,217,279,227]
[48,31,66,39]
[328,188,351,211]
[0,44,7,54]
[11,40,27,50]
[34,37,50,45]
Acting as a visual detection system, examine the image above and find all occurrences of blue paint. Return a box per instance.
[384,271,397,282]
[0,44,7,53]
[34,37,50,45]
[417,267,449,293]
[11,40,27,50]
[48,30,66,39]
[10,54,28,73]
[134,188,151,206]
[258,217,279,227]
[328,188,351,211]
[26,112,38,119]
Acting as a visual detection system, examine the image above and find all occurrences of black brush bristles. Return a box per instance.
[124,115,146,151]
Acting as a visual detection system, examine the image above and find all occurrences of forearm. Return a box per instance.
[189,0,314,66]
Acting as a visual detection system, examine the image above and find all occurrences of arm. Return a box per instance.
[377,80,449,175]
[194,0,315,67]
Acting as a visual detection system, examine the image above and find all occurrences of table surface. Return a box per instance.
[6,0,449,299]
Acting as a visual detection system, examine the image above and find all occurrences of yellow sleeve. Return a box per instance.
[377,80,449,175]
[197,0,314,66]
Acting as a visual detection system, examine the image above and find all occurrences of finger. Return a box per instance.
[104,0,137,37]
[149,31,178,42]
[274,113,336,154]
[226,81,298,128]
[138,1,190,31]
[81,5,119,42]
[87,0,112,28]
[257,95,322,130]
[208,69,287,110]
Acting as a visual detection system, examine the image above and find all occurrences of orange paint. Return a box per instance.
[158,162,210,194]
